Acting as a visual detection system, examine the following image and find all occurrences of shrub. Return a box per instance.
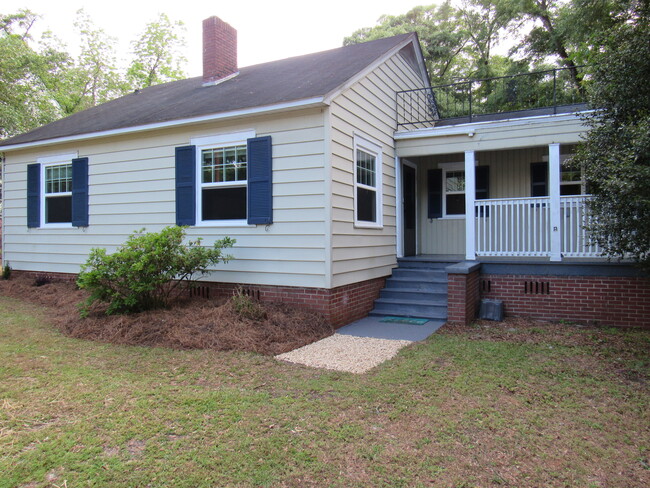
[77,226,234,315]
[231,287,266,321]
[2,263,11,280]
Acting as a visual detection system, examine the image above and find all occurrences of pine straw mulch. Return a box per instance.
[0,274,334,356]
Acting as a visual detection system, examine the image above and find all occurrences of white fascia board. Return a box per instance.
[0,97,326,152]
[394,111,593,140]
[322,35,426,105]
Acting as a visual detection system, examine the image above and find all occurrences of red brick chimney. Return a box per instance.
[202,16,238,85]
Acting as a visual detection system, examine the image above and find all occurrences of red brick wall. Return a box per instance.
[447,269,481,325]
[481,274,650,328]
[14,270,386,328]
[202,16,237,84]
[204,277,386,327]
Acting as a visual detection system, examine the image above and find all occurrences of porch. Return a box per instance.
[394,67,600,263]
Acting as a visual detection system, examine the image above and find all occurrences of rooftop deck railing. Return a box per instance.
[397,66,591,129]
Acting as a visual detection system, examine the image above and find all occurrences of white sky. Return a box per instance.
[6,0,432,76]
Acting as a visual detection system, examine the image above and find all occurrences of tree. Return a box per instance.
[572,0,650,271]
[513,0,618,87]
[127,13,187,90]
[0,10,69,138]
[344,2,473,83]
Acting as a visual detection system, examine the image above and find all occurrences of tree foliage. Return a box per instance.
[0,10,69,138]
[127,13,187,90]
[0,9,187,140]
[77,226,234,315]
[572,0,650,271]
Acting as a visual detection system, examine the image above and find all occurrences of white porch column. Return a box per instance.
[464,150,476,260]
[549,143,562,261]
[395,156,404,258]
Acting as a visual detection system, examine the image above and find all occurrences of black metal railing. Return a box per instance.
[397,66,591,129]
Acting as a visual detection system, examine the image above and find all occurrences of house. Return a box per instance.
[1,16,648,328]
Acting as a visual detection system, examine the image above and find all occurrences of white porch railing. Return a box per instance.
[474,195,601,258]
[560,195,602,257]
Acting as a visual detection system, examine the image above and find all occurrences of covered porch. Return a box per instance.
[394,119,601,262]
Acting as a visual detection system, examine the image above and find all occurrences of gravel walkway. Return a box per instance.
[276,333,413,374]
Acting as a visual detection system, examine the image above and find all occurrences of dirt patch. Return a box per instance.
[0,275,334,355]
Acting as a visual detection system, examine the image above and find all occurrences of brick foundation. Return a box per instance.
[12,270,385,328]
[480,273,650,328]
[203,277,386,327]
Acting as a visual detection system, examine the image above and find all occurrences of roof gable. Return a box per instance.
[1,33,421,149]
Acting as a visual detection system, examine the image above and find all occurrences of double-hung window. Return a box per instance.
[200,144,247,221]
[44,163,73,224]
[354,134,382,227]
[26,153,89,228]
[444,168,466,216]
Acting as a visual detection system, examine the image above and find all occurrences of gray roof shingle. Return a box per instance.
[0,33,416,147]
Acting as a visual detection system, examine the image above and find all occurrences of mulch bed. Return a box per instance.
[0,274,334,355]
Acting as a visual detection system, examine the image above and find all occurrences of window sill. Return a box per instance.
[195,220,255,228]
[39,223,74,229]
[354,222,384,230]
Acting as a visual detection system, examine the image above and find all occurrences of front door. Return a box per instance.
[403,163,416,256]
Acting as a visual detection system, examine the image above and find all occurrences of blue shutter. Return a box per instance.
[72,157,89,227]
[27,163,41,228]
[247,136,273,225]
[427,169,442,219]
[175,145,196,226]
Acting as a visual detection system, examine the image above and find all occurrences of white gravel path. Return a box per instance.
[275,333,413,374]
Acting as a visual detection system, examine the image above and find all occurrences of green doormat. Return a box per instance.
[380,316,429,325]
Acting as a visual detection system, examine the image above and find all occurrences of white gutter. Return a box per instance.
[395,111,592,140]
[0,97,327,152]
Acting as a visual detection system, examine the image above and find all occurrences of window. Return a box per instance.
[44,163,72,224]
[532,156,585,197]
[191,131,254,225]
[444,169,465,216]
[560,166,584,195]
[200,144,247,221]
[26,154,89,228]
[179,130,273,226]
[354,134,382,227]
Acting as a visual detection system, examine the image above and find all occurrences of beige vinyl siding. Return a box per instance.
[329,51,428,287]
[2,108,329,287]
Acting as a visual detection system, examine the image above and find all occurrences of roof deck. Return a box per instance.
[397,65,590,130]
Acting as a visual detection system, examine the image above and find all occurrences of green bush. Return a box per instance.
[231,287,266,321]
[2,263,11,280]
[77,226,234,315]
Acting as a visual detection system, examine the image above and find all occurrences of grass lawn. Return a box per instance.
[1,296,648,487]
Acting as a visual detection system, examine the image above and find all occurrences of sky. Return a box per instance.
[6,0,431,76]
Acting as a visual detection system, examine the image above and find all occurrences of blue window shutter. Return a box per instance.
[175,145,196,226]
[27,163,40,228]
[427,169,442,219]
[247,136,273,225]
[72,157,89,227]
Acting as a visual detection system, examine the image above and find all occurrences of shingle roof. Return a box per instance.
[0,33,416,147]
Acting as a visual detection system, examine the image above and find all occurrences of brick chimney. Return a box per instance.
[202,16,238,85]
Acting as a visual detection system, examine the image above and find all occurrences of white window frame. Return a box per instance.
[543,153,586,195]
[441,162,465,219]
[191,130,255,227]
[353,133,383,229]
[38,153,77,228]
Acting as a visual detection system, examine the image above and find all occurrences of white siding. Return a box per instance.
[328,51,428,287]
[2,108,329,288]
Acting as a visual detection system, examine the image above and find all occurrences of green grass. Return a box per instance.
[1,296,648,487]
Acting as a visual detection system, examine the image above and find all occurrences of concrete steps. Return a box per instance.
[369,258,449,321]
